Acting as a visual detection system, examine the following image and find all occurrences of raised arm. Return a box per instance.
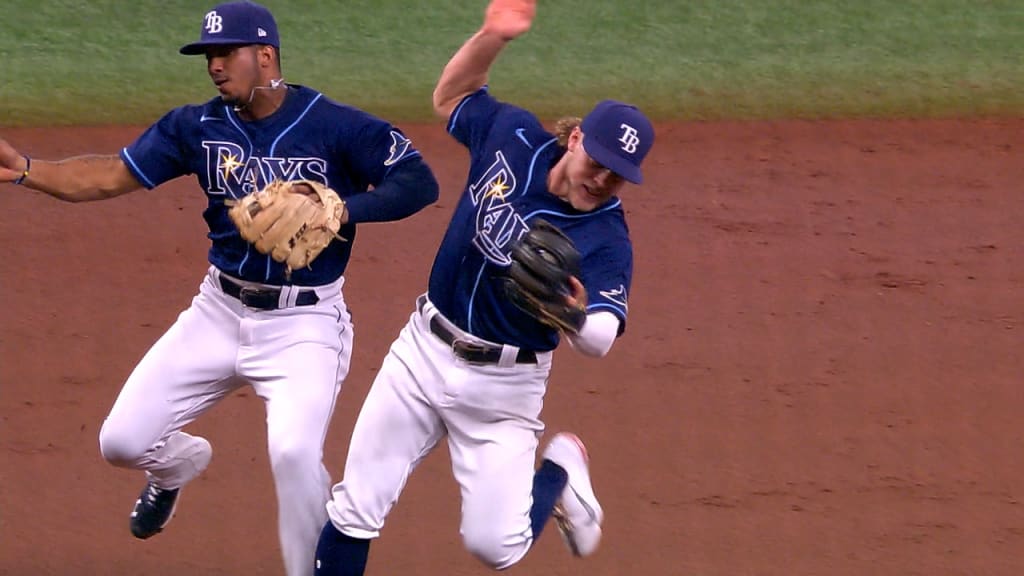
[432,0,536,119]
[0,136,141,202]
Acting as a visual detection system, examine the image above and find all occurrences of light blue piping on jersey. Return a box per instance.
[120,148,156,189]
[226,92,325,283]
[449,91,483,329]
[447,90,481,135]
[268,92,322,157]
[518,202,624,317]
[588,301,626,316]
[224,106,266,280]
[258,93,322,281]
[466,265,487,332]
[471,200,626,328]
[464,135,553,331]
[382,149,422,179]
[522,199,623,221]
[516,138,556,198]
[464,140,621,331]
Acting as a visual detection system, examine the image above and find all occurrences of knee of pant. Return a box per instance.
[98,422,149,467]
[268,439,321,475]
[462,528,529,571]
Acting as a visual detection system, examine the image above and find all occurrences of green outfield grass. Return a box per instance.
[1,0,1022,126]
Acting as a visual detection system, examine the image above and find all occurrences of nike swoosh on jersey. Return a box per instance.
[200,114,220,122]
[515,128,532,148]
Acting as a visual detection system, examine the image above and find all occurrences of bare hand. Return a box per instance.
[567,275,588,310]
[0,137,28,183]
[482,0,536,41]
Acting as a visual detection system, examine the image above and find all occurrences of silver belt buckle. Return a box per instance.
[451,337,487,363]
[238,286,262,306]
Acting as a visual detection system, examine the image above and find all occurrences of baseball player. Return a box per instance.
[0,2,438,575]
[312,0,654,573]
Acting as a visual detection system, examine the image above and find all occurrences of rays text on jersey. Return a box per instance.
[469,152,529,265]
[203,141,328,196]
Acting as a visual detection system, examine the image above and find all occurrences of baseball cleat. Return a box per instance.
[129,482,181,539]
[542,432,604,557]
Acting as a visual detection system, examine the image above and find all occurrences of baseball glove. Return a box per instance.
[227,179,346,277]
[504,219,587,334]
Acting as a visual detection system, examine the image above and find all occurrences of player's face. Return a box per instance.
[205,45,262,106]
[563,129,626,212]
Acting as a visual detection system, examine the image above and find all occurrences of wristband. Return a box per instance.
[13,155,30,185]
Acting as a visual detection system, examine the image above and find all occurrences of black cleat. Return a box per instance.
[129,483,181,539]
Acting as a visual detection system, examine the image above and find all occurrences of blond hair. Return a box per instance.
[553,116,582,148]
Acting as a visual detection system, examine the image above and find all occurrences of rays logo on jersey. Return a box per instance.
[202,141,328,196]
[599,284,629,309]
[469,151,528,265]
[383,131,416,166]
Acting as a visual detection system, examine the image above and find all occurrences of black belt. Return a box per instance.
[219,276,319,310]
[417,297,536,365]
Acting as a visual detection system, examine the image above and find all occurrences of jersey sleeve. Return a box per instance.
[445,86,505,152]
[119,107,194,190]
[580,235,634,335]
[337,109,423,187]
[330,106,437,223]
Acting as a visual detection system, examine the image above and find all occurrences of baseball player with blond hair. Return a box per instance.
[312,1,655,573]
[0,2,438,575]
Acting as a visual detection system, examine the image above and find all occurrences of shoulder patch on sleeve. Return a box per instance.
[599,284,629,309]
[384,130,415,166]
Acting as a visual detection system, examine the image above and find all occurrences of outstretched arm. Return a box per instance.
[0,137,141,202]
[432,0,536,119]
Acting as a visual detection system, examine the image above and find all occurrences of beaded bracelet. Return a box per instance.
[13,155,30,185]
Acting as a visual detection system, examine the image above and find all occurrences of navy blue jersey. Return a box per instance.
[121,84,426,286]
[428,87,633,352]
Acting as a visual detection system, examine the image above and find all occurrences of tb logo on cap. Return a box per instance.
[205,11,224,34]
[618,124,640,154]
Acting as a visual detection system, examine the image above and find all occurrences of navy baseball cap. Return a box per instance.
[180,1,280,55]
[580,100,655,184]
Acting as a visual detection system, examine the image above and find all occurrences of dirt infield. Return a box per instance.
[1,118,1021,576]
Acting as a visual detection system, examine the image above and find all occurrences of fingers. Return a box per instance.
[482,0,536,41]
[0,138,26,182]
[567,276,588,308]
[290,182,321,202]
